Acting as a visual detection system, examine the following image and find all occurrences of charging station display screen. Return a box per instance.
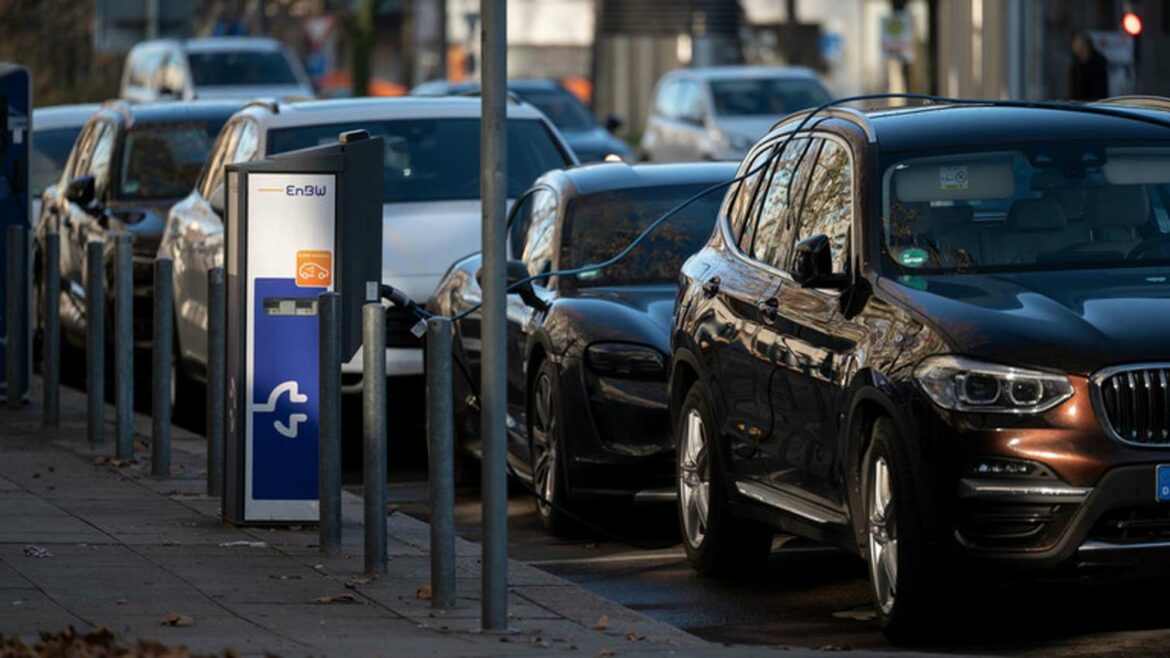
[245,172,335,521]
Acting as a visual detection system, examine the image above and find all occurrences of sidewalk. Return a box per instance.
[0,380,911,657]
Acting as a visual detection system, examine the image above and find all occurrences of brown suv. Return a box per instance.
[669,97,1170,641]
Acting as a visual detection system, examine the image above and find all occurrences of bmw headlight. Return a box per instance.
[585,342,666,380]
[914,356,1073,413]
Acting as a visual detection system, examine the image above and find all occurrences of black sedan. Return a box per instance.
[428,162,735,534]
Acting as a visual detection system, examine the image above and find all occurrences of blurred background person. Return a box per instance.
[1069,31,1109,101]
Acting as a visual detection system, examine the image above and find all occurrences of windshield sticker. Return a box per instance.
[939,165,969,191]
[898,247,929,268]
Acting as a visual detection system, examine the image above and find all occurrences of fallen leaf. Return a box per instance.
[159,612,194,627]
[345,575,375,589]
[218,540,268,548]
[289,524,304,531]
[832,608,877,622]
[593,650,616,658]
[416,584,432,600]
[530,636,550,648]
[133,440,147,453]
[23,545,53,558]
[316,593,357,604]
[591,614,609,631]
[91,457,108,465]
[625,630,644,642]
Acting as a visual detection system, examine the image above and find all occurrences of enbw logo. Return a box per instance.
[285,184,327,197]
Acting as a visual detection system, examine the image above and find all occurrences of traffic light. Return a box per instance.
[1122,11,1142,36]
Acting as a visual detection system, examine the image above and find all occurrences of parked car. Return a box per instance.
[33,100,241,374]
[120,37,314,103]
[670,97,1170,640]
[411,78,633,163]
[161,96,576,394]
[428,162,735,533]
[31,104,100,220]
[640,66,831,163]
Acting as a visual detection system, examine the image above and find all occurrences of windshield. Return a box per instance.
[710,78,831,117]
[118,122,221,200]
[881,143,1170,275]
[561,183,722,286]
[32,127,81,196]
[513,88,594,131]
[268,118,570,203]
[187,50,299,87]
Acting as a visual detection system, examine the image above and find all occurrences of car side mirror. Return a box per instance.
[479,259,547,310]
[64,175,96,210]
[604,114,623,133]
[792,234,849,289]
[208,181,226,216]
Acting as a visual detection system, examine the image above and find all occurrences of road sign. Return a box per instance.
[881,11,914,63]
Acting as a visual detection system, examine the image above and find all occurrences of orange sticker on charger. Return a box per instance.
[295,250,332,288]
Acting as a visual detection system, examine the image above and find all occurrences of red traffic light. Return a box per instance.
[1123,11,1143,36]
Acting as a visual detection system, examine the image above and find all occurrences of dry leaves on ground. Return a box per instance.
[593,650,616,658]
[416,584,432,600]
[1,626,238,657]
[315,593,357,604]
[625,630,644,642]
[591,614,609,631]
[344,575,375,589]
[159,612,195,627]
[91,457,135,468]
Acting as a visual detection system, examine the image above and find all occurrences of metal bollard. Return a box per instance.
[6,225,27,409]
[114,233,134,460]
[363,300,387,575]
[206,267,226,497]
[318,292,342,554]
[427,316,456,609]
[86,241,104,447]
[42,232,60,426]
[151,258,173,476]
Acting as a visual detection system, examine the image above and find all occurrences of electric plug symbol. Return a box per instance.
[255,380,308,438]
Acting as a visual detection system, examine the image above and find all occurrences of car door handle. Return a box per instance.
[702,276,720,297]
[757,297,779,321]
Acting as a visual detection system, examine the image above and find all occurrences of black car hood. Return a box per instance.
[565,284,676,349]
[879,268,1170,375]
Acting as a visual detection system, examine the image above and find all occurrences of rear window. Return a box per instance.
[513,88,594,131]
[710,78,831,117]
[118,122,221,200]
[267,118,571,203]
[560,183,723,286]
[32,127,81,196]
[187,50,299,87]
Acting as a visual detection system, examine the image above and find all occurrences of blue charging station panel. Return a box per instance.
[0,64,31,400]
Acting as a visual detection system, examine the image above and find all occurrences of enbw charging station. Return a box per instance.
[223,132,382,525]
[0,64,31,401]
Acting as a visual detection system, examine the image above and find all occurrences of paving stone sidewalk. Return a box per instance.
[0,380,925,657]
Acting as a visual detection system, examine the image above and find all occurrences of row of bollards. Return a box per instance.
[17,234,458,610]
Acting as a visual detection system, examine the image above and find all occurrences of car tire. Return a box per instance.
[528,358,574,536]
[676,380,772,579]
[864,417,949,643]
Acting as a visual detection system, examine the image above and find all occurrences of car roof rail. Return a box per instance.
[100,99,135,126]
[1097,95,1170,112]
[456,89,523,104]
[771,105,876,143]
[242,98,281,114]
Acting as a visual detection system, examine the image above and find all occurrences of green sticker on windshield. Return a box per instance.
[898,247,929,268]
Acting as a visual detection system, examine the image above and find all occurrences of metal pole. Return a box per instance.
[114,233,134,460]
[363,300,387,575]
[6,225,27,409]
[207,267,226,497]
[42,232,60,426]
[86,241,104,447]
[318,291,342,555]
[427,316,456,609]
[151,258,173,476]
[480,0,509,631]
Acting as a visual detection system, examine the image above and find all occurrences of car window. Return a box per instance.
[744,136,812,269]
[118,122,219,200]
[186,50,299,87]
[727,145,772,242]
[267,118,570,203]
[32,127,82,196]
[560,183,724,287]
[654,80,679,117]
[792,137,852,272]
[198,121,238,198]
[710,78,832,117]
[66,122,97,181]
[522,188,559,280]
[677,81,704,122]
[88,122,116,200]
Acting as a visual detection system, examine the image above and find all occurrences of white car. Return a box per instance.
[31,103,100,220]
[640,66,831,162]
[161,97,577,393]
[120,37,314,103]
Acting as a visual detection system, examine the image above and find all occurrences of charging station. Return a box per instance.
[0,64,31,401]
[223,132,382,525]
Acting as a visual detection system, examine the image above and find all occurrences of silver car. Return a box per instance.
[639,66,831,163]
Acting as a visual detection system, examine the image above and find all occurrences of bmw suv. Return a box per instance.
[670,97,1170,640]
